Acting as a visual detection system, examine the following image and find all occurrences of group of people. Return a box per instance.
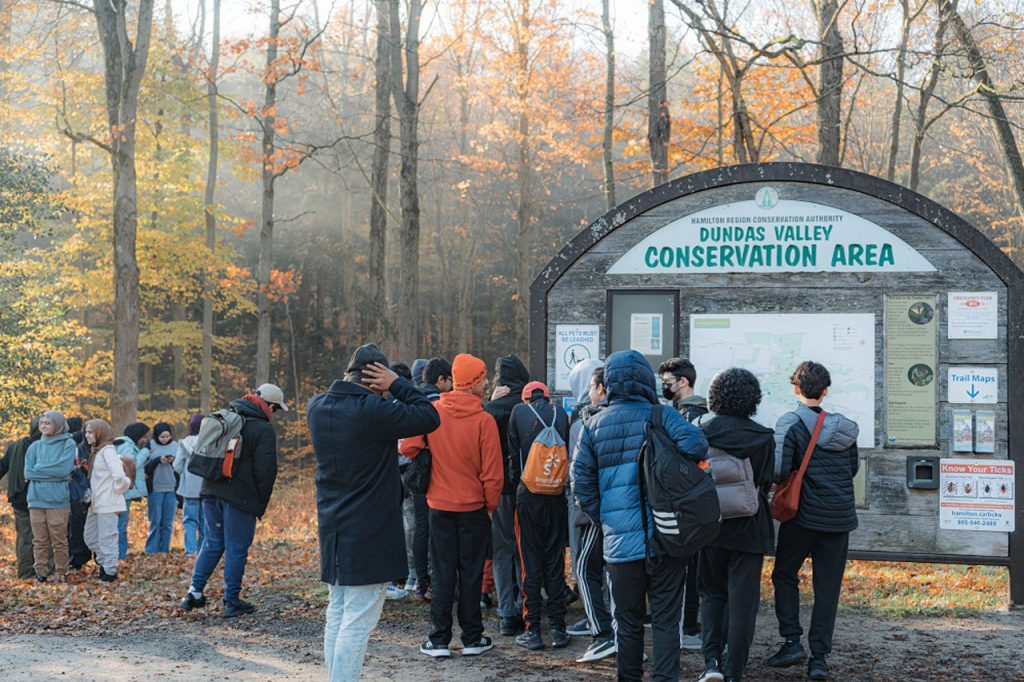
[307,343,860,682]
[0,383,286,625]
[1,413,206,582]
[1,345,859,682]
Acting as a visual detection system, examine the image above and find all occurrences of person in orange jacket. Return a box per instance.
[400,353,504,659]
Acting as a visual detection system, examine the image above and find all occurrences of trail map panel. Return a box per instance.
[690,313,875,448]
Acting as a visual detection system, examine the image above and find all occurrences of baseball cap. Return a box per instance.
[256,383,289,411]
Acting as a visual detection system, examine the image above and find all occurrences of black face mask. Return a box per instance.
[662,384,676,401]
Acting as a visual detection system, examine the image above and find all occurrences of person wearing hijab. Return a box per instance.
[144,422,178,553]
[0,417,42,579]
[24,410,78,581]
[114,422,151,558]
[174,414,206,555]
[83,419,132,582]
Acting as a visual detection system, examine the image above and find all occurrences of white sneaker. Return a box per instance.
[680,632,702,651]
[462,635,494,656]
[576,637,617,663]
[385,584,407,600]
[420,641,451,657]
[403,578,417,591]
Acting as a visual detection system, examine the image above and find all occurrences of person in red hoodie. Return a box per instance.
[400,353,504,659]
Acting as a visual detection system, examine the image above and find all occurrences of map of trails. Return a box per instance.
[689,314,876,448]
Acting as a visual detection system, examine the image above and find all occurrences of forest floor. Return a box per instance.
[1,469,1021,681]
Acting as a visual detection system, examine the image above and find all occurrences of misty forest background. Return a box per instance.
[0,0,1022,445]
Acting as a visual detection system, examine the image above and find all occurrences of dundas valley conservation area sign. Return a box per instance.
[608,187,937,274]
[530,163,1024,605]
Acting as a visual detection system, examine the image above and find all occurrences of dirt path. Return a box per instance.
[3,600,1022,681]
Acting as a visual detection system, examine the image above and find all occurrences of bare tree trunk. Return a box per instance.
[602,0,616,210]
[201,0,220,413]
[647,0,669,185]
[816,0,843,166]
[389,0,423,363]
[369,0,390,342]
[942,0,1024,213]
[909,8,948,191]
[93,0,156,432]
[172,304,187,410]
[886,0,912,181]
[513,0,532,355]
[255,0,281,385]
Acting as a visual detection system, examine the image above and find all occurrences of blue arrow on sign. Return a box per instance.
[966,384,980,399]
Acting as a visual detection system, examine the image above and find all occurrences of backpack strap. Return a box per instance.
[526,402,553,429]
[652,403,663,430]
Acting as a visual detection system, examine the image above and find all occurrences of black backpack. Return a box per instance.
[402,437,432,496]
[638,404,721,560]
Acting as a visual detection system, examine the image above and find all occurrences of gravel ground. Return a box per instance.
[3,598,1022,681]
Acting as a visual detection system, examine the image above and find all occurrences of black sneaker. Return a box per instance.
[463,635,494,656]
[566,618,592,636]
[223,599,256,618]
[36,575,47,583]
[576,636,616,663]
[766,639,806,668]
[479,593,493,609]
[420,641,451,658]
[99,571,117,583]
[697,658,725,682]
[515,628,544,651]
[179,592,207,610]
[551,629,570,649]
[807,656,829,680]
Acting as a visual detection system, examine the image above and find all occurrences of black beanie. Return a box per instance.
[66,417,84,434]
[123,422,150,445]
[345,343,389,383]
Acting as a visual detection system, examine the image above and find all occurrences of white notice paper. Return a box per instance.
[554,325,600,392]
[939,459,1015,532]
[630,313,663,356]
[948,292,998,339]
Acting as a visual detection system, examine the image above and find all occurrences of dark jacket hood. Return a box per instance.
[29,417,41,441]
[494,355,529,390]
[605,350,657,405]
[702,414,774,459]
[232,397,271,421]
[679,395,708,411]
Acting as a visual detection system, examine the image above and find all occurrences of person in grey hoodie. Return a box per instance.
[174,414,205,555]
[766,361,859,682]
[144,422,178,553]
[566,359,616,663]
[24,410,77,581]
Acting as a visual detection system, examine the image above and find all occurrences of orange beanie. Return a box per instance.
[452,353,487,390]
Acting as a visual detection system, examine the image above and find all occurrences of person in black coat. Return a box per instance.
[65,417,93,570]
[0,418,42,579]
[307,343,441,681]
[179,383,285,618]
[696,368,775,682]
[482,354,529,635]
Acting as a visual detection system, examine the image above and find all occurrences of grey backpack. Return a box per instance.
[707,445,759,519]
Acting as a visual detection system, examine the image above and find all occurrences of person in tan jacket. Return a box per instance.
[400,353,503,659]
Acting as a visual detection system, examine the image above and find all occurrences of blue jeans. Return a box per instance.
[145,491,177,554]
[117,499,134,559]
[324,583,386,682]
[182,498,204,555]
[189,497,256,603]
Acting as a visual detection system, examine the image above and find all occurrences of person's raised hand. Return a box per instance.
[362,362,399,394]
[490,385,511,401]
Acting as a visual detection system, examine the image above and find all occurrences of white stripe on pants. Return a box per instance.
[84,509,120,575]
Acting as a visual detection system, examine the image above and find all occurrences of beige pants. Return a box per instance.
[29,507,70,578]
[84,509,120,576]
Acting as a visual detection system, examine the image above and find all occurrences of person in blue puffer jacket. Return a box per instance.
[572,350,708,682]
